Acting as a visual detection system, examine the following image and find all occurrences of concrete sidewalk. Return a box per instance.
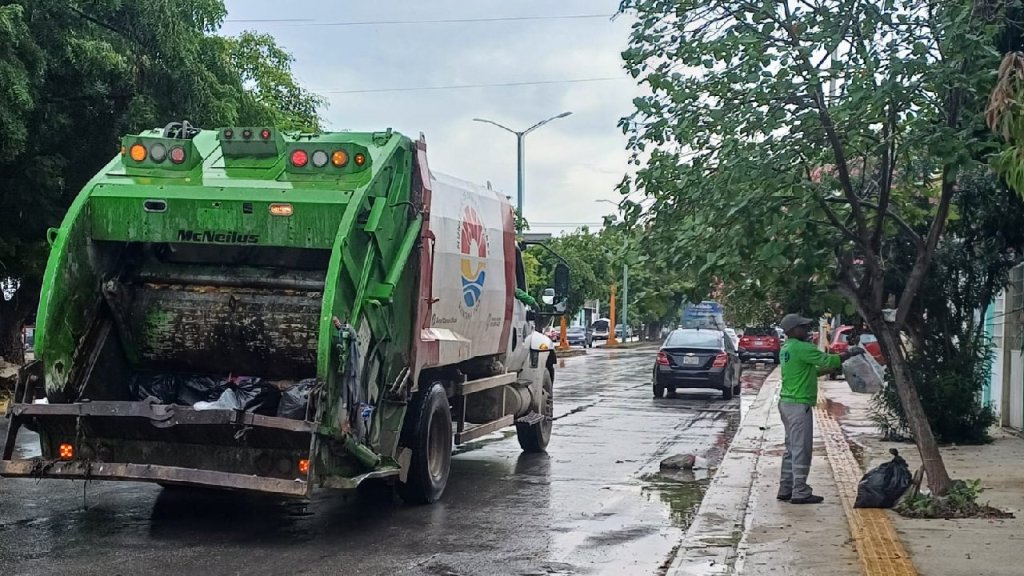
[822,380,1024,576]
[668,370,859,575]
[671,367,1024,576]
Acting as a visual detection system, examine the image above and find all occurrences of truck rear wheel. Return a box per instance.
[398,382,452,505]
[516,370,553,453]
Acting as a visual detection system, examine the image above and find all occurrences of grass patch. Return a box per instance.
[896,479,1015,519]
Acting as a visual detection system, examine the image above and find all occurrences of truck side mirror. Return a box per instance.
[554,263,570,302]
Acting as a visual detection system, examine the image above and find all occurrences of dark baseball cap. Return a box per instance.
[780,313,815,333]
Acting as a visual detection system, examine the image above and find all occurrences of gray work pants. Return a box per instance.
[778,401,814,499]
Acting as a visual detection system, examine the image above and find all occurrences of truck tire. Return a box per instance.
[398,382,452,505]
[516,369,553,453]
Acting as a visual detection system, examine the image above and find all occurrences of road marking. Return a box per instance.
[816,403,919,576]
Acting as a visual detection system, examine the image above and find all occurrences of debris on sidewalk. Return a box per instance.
[854,448,911,508]
[895,479,1016,519]
[661,454,708,471]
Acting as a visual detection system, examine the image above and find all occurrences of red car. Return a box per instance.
[829,326,886,365]
[739,327,781,363]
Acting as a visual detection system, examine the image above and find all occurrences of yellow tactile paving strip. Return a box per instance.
[816,403,918,576]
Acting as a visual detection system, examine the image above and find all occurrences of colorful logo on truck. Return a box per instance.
[458,204,489,311]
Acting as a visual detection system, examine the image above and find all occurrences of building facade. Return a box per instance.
[984,263,1024,430]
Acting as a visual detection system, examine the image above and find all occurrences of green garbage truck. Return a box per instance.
[1,122,569,504]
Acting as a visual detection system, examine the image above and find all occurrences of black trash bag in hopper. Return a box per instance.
[277,378,316,420]
[129,374,224,405]
[854,448,912,508]
[194,377,281,416]
[176,375,227,405]
[129,374,179,404]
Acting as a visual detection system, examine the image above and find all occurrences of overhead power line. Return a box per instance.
[224,14,615,26]
[316,77,627,95]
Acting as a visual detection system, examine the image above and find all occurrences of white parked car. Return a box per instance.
[724,328,740,349]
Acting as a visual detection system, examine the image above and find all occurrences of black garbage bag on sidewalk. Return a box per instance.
[854,448,912,508]
[277,378,316,420]
[194,377,281,416]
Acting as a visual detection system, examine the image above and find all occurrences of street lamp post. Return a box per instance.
[473,112,573,222]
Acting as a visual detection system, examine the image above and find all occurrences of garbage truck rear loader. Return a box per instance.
[1,124,569,503]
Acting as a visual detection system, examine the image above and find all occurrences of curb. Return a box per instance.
[666,369,781,575]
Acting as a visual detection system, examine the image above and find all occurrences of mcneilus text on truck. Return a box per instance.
[1,122,570,504]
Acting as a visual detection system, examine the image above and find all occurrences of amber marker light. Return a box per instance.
[269,203,294,217]
[298,459,310,475]
[331,150,349,167]
[129,144,147,162]
[59,443,74,461]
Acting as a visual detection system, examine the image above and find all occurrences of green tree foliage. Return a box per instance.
[527,223,695,332]
[0,0,323,361]
[528,228,608,319]
[872,171,1024,444]
[619,0,1003,494]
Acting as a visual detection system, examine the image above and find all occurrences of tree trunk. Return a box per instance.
[647,322,663,341]
[0,283,40,365]
[875,322,952,495]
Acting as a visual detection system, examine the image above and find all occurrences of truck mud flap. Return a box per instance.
[1,402,314,498]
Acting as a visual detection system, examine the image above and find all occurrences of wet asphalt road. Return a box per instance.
[0,345,769,576]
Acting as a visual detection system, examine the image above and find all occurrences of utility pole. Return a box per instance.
[622,263,629,342]
[473,112,573,222]
[608,284,618,346]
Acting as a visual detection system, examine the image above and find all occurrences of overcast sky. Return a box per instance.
[219,1,642,234]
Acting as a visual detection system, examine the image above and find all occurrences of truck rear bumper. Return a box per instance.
[2,401,315,498]
[0,459,310,497]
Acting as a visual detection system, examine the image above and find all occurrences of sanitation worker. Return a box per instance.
[777,313,864,504]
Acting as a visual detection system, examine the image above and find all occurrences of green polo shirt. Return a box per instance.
[779,338,842,405]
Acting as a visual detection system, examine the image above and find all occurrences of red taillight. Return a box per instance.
[712,353,728,368]
[261,128,272,140]
[657,351,670,366]
[291,149,308,167]
[169,146,186,165]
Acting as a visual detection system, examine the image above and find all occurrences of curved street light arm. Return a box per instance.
[523,111,573,136]
[472,117,519,135]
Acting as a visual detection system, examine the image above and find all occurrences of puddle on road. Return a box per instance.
[640,471,710,529]
[738,368,773,421]
[451,429,518,456]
